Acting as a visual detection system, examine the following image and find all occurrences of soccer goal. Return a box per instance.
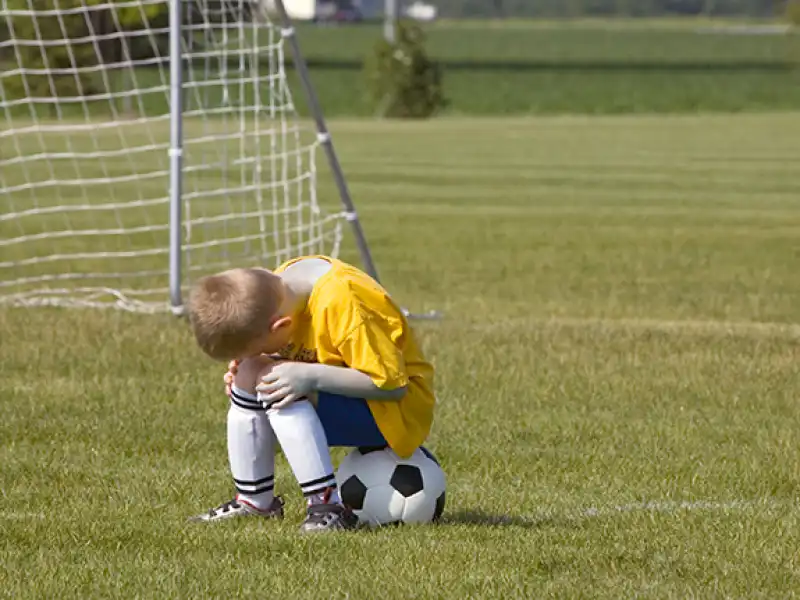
[0,0,379,314]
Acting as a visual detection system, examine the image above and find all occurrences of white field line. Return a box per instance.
[459,315,800,340]
[581,498,780,518]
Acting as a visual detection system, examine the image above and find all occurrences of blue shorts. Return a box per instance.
[315,392,387,448]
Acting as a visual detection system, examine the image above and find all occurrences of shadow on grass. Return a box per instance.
[349,510,553,532]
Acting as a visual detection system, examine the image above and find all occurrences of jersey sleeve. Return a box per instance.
[336,318,409,391]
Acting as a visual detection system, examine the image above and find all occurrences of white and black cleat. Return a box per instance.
[300,503,360,533]
[189,496,284,523]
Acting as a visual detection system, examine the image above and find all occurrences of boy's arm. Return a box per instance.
[308,363,406,401]
[255,361,406,408]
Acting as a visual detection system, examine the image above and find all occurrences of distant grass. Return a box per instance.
[303,22,800,115]
[420,17,790,29]
[294,21,794,63]
[285,22,800,116]
[3,21,799,118]
[2,113,800,597]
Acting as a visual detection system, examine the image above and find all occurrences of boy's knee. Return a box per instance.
[233,355,276,395]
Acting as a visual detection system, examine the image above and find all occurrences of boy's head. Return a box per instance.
[187,267,295,361]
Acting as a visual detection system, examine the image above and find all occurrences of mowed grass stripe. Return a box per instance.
[354,192,800,212]
[455,315,800,339]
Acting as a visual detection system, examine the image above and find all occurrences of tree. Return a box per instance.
[363,20,446,119]
[786,0,800,25]
[492,0,504,17]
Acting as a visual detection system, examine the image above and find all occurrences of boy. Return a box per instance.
[186,255,435,532]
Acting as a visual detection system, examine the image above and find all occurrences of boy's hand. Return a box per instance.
[223,359,239,397]
[256,362,317,410]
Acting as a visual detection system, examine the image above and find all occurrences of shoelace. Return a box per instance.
[209,499,240,517]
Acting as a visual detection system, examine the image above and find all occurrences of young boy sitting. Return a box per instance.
[185,255,435,532]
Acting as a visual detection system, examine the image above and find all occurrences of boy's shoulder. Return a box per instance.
[303,258,405,338]
[315,260,399,315]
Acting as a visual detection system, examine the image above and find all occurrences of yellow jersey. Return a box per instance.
[273,256,435,458]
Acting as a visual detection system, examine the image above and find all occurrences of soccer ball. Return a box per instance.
[336,446,446,527]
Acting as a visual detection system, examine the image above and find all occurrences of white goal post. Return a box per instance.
[0,0,380,314]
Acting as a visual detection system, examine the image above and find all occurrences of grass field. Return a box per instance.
[2,112,800,597]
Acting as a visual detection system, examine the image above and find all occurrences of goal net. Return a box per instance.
[0,0,344,313]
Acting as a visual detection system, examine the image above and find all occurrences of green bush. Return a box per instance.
[787,0,800,25]
[1,0,168,115]
[363,21,446,119]
[2,0,102,112]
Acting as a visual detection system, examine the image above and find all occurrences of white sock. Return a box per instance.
[265,399,340,505]
[228,387,276,511]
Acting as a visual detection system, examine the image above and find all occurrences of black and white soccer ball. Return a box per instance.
[336,446,446,527]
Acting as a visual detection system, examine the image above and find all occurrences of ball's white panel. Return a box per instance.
[334,449,361,486]
[400,491,436,524]
[417,455,446,497]
[361,485,405,526]
[400,448,434,469]
[354,450,402,489]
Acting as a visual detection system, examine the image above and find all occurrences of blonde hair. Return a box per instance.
[187,268,284,361]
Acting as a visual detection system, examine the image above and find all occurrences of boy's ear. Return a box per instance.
[270,315,292,333]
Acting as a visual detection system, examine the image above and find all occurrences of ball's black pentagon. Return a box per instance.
[340,475,367,510]
[357,445,388,455]
[419,446,440,466]
[433,491,446,521]
[389,464,424,498]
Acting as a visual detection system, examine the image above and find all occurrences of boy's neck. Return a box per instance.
[277,257,332,316]
[281,277,312,316]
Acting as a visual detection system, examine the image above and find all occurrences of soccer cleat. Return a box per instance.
[300,503,360,533]
[188,495,284,523]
